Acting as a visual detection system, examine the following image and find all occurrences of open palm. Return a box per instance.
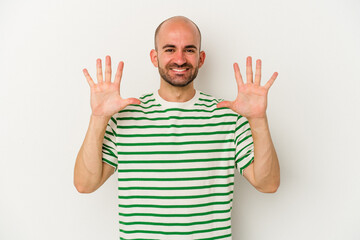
[217,56,278,119]
[83,56,140,118]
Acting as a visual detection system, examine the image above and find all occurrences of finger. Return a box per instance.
[246,56,253,84]
[254,59,261,86]
[233,63,244,90]
[114,61,124,85]
[105,55,112,83]
[126,98,141,105]
[96,58,104,83]
[121,98,141,109]
[216,100,232,109]
[264,72,278,90]
[83,68,95,88]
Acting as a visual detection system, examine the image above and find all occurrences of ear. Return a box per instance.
[150,49,158,67]
[198,51,206,69]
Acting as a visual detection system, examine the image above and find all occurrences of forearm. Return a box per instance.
[248,116,280,192]
[74,115,110,192]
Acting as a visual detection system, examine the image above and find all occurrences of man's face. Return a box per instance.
[151,20,205,87]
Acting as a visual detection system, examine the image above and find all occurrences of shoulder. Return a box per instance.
[197,91,246,119]
[198,91,223,104]
[112,92,158,119]
[196,91,238,116]
[139,92,156,103]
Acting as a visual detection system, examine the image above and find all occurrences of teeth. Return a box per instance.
[172,69,186,72]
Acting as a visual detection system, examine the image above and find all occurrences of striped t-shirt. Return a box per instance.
[102,90,254,240]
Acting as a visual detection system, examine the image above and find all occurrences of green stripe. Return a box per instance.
[105,130,115,137]
[103,143,115,151]
[118,157,234,164]
[235,142,253,159]
[103,135,116,146]
[117,121,235,129]
[117,113,237,121]
[236,153,251,164]
[236,134,252,146]
[236,149,253,165]
[240,156,254,175]
[117,166,235,173]
[235,127,251,143]
[198,97,217,103]
[198,233,232,240]
[141,98,155,104]
[235,120,249,133]
[118,173,234,182]
[194,103,218,108]
[118,199,232,209]
[117,139,233,147]
[236,149,252,161]
[120,237,157,240]
[110,116,116,125]
[117,130,233,138]
[102,150,117,158]
[117,148,235,155]
[139,93,154,99]
[118,191,233,200]
[118,183,234,191]
[102,158,117,167]
[106,123,117,136]
[119,225,231,235]
[102,145,117,156]
[135,104,161,109]
[105,125,117,136]
[200,92,212,97]
[118,208,232,218]
[119,217,231,226]
[102,149,116,158]
[120,107,228,114]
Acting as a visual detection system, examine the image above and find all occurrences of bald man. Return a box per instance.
[74,16,280,239]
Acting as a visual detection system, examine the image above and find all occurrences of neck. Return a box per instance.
[158,80,196,102]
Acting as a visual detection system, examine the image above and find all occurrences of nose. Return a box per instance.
[173,50,186,66]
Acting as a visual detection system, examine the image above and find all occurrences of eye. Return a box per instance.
[165,49,175,52]
[186,49,196,53]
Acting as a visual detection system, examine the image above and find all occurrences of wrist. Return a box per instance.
[90,114,111,126]
[247,115,269,131]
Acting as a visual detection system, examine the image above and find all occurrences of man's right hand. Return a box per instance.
[83,55,141,118]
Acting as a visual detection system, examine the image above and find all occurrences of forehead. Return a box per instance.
[156,20,200,48]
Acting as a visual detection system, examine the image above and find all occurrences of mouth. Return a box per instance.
[170,68,190,73]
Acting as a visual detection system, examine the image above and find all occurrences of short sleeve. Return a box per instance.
[234,115,254,175]
[102,116,118,170]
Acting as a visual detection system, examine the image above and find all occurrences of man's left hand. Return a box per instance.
[217,56,278,119]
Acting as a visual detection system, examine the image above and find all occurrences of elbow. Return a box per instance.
[74,180,96,194]
[258,185,279,193]
[75,185,93,194]
[256,179,280,193]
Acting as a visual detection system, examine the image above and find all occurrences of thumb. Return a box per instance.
[121,98,141,108]
[217,100,232,109]
[126,98,141,105]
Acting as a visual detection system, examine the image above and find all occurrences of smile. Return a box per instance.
[170,68,189,72]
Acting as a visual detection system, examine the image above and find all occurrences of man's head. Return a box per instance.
[150,16,205,87]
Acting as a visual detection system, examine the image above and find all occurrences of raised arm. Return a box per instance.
[217,56,280,193]
[74,56,140,193]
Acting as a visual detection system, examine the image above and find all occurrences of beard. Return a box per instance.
[158,62,199,87]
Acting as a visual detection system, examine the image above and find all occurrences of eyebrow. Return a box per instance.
[162,44,198,50]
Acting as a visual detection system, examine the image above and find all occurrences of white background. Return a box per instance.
[1,0,359,239]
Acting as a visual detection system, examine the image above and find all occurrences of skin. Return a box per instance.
[217,58,280,192]
[150,17,205,102]
[74,57,140,193]
[74,16,280,193]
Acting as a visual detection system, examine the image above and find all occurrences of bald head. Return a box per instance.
[154,16,202,51]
